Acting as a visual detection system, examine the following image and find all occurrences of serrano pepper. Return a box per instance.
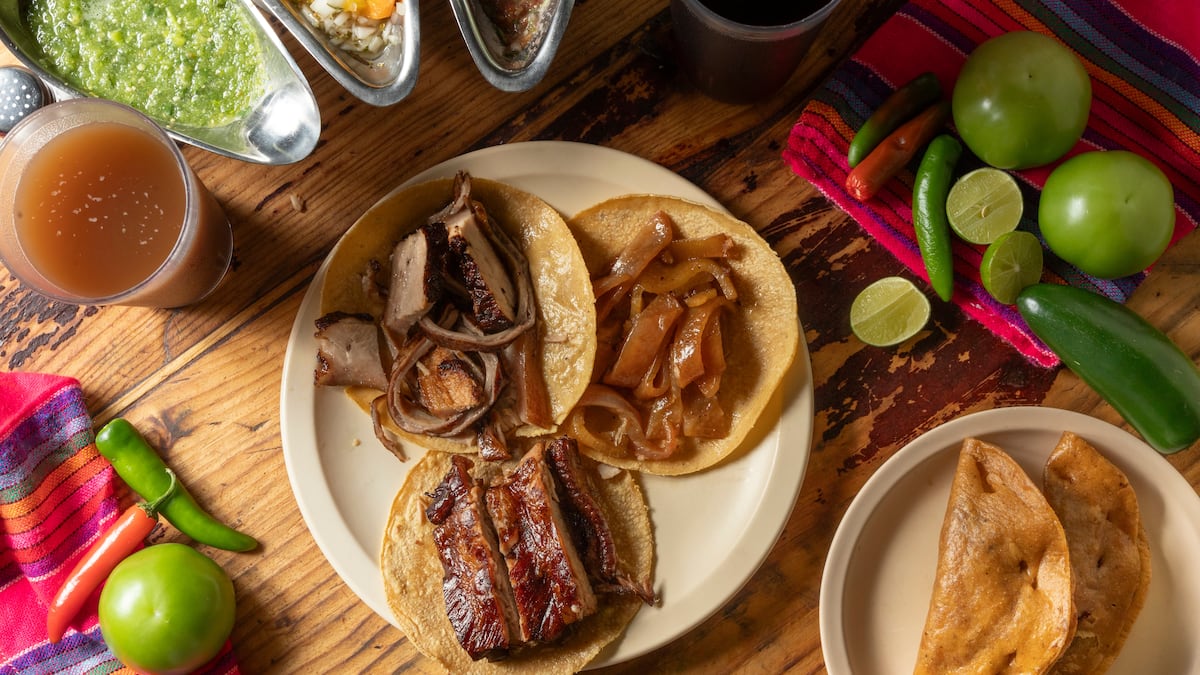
[46,470,177,642]
[95,418,258,551]
[845,100,951,202]
[912,134,962,301]
[848,72,943,168]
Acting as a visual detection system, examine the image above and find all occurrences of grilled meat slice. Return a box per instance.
[444,206,518,333]
[545,438,657,603]
[383,224,445,339]
[485,444,598,644]
[313,312,388,391]
[426,455,519,661]
[415,346,486,418]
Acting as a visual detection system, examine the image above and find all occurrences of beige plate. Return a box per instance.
[280,141,815,667]
[821,406,1200,675]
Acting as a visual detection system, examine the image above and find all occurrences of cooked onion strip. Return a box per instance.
[603,293,684,389]
[592,213,673,298]
[573,212,739,461]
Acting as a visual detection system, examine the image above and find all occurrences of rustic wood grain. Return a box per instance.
[3,0,1198,672]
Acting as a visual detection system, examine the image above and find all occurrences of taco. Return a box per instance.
[914,438,1075,675]
[1044,431,1150,675]
[380,437,656,673]
[313,172,596,460]
[562,195,799,475]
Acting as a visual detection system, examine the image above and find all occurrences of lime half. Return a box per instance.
[946,168,1024,244]
[980,230,1044,304]
[850,276,931,347]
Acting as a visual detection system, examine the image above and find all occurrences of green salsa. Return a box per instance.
[27,0,265,128]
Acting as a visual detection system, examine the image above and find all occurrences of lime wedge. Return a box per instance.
[850,276,931,347]
[980,230,1044,305]
[946,168,1024,245]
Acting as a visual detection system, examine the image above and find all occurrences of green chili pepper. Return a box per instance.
[95,418,259,551]
[848,72,943,168]
[912,134,962,301]
[1017,283,1200,454]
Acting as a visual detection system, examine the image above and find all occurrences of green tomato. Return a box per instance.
[99,543,236,675]
[1039,150,1175,279]
[952,31,1092,169]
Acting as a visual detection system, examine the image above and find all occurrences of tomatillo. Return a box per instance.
[1038,150,1175,279]
[952,31,1091,169]
[99,543,236,675]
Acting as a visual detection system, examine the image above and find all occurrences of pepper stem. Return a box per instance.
[138,468,178,518]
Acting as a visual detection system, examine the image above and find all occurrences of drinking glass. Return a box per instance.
[671,0,843,103]
[0,99,233,308]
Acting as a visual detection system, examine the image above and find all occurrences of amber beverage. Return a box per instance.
[0,100,232,307]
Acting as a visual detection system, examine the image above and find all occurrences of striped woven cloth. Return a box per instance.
[784,0,1200,366]
[0,373,238,675]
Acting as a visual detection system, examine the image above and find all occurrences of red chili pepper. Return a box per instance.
[46,469,177,643]
[845,100,951,202]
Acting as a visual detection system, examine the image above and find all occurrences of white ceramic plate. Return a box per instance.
[820,406,1200,674]
[279,141,814,666]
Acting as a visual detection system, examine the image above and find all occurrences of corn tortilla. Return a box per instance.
[380,449,655,674]
[565,195,799,475]
[320,177,597,455]
[914,438,1076,674]
[1044,431,1150,675]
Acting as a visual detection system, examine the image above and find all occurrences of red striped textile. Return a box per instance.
[784,0,1200,366]
[1,372,239,675]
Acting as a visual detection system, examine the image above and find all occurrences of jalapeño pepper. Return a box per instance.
[1017,283,1200,454]
[96,418,258,551]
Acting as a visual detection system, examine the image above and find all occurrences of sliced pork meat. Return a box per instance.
[383,224,444,338]
[484,444,598,644]
[313,312,388,391]
[425,455,519,661]
[415,346,486,418]
[545,438,657,604]
[444,207,518,333]
[316,169,550,455]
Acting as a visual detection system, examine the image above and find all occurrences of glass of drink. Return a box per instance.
[0,99,233,308]
[671,0,843,104]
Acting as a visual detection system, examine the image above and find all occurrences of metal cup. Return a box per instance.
[671,0,843,104]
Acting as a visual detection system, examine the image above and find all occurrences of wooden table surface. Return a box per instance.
[4,0,1199,672]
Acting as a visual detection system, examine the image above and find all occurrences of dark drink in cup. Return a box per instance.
[672,0,841,103]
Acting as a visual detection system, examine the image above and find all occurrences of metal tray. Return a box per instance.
[448,0,573,91]
[0,0,321,165]
[257,0,420,106]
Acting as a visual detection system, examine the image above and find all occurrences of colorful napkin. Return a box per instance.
[784,0,1200,366]
[0,372,239,675]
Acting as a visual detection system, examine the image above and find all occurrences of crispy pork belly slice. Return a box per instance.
[313,312,388,391]
[415,346,485,418]
[444,207,518,333]
[485,444,598,644]
[545,438,657,604]
[425,455,519,661]
[383,225,444,339]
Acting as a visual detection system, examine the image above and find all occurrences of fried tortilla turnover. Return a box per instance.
[1044,431,1150,675]
[914,438,1075,675]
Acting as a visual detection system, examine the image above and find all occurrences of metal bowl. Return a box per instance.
[448,0,573,92]
[0,0,320,165]
[257,0,420,106]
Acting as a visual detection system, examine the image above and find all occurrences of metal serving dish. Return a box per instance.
[449,0,573,91]
[257,0,420,106]
[0,0,320,165]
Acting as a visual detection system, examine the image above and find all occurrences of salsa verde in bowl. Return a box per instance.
[0,0,320,164]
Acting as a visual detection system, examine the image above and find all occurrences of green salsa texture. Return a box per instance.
[27,0,265,127]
